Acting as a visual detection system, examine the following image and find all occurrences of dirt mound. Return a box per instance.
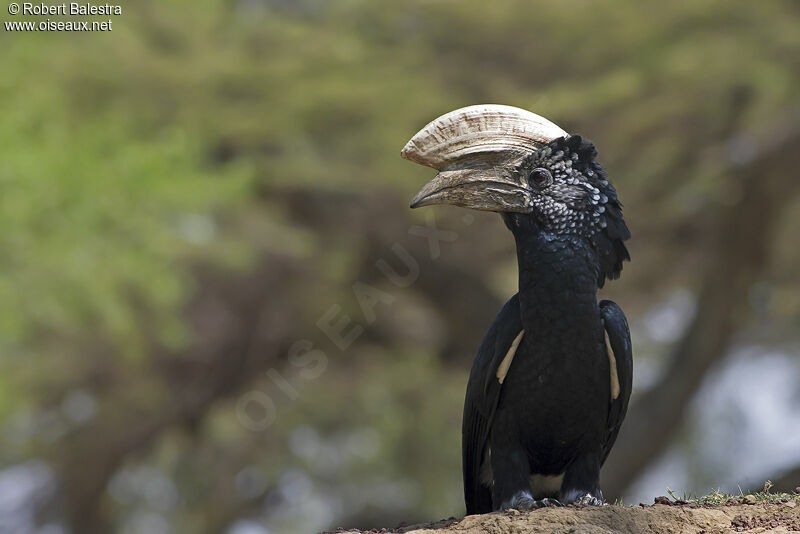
[332,500,800,534]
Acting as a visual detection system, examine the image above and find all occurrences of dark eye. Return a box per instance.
[529,168,553,187]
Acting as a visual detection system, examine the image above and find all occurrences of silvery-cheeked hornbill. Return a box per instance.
[401,105,632,513]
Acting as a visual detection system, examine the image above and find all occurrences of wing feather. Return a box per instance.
[599,299,633,463]
[462,294,523,514]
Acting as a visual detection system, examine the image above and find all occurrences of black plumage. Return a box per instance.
[404,106,632,514]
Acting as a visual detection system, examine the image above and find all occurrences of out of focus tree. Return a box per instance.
[0,1,799,533]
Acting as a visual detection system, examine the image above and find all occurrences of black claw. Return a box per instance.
[573,494,605,506]
[501,493,565,511]
[534,497,564,508]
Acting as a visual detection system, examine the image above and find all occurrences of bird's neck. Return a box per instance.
[512,229,600,330]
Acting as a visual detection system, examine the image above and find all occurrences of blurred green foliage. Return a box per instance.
[1,1,799,533]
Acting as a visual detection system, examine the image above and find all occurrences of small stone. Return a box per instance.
[785,500,796,508]
[506,509,520,516]
[743,494,757,505]
[654,496,673,505]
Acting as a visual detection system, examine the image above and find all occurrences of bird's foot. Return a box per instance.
[502,491,564,511]
[572,493,605,507]
[530,497,564,509]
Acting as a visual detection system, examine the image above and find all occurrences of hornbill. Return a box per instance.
[401,105,632,513]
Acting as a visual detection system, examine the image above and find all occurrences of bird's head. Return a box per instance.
[402,104,630,285]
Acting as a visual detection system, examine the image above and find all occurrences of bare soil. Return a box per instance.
[327,499,800,534]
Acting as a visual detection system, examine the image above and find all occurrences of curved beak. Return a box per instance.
[409,166,532,213]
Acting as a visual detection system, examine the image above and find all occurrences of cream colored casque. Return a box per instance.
[401,104,568,170]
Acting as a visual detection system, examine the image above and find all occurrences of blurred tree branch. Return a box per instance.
[603,115,800,498]
[46,254,307,534]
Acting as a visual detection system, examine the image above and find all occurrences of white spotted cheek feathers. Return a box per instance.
[525,140,615,239]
